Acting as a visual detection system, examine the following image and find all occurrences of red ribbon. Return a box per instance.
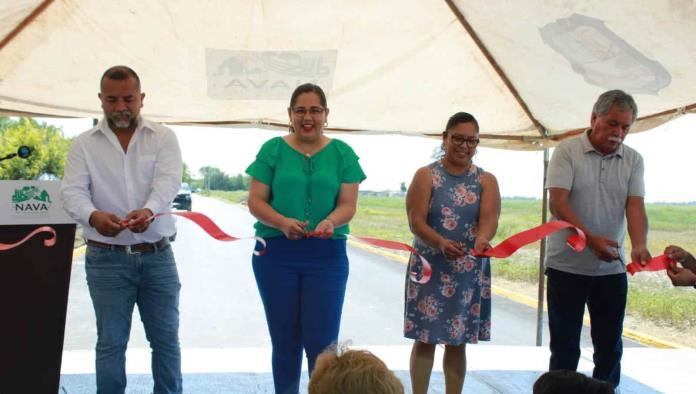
[345,220,586,285]
[120,213,586,283]
[626,254,673,275]
[0,226,57,251]
[352,235,433,284]
[124,211,266,255]
[303,230,432,284]
[304,230,432,284]
[475,220,586,258]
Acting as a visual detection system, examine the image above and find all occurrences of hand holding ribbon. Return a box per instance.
[122,211,266,255]
[122,208,154,233]
[626,255,672,275]
[474,220,586,258]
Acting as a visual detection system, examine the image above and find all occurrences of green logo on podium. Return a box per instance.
[12,185,52,212]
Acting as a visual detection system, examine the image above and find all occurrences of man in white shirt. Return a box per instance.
[61,65,183,394]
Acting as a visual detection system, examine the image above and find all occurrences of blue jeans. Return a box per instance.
[85,245,182,394]
[252,237,349,394]
[546,267,627,388]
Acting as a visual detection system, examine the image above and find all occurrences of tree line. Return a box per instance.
[0,118,71,180]
[186,165,250,191]
[1,117,250,191]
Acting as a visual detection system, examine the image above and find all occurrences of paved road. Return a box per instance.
[63,194,642,351]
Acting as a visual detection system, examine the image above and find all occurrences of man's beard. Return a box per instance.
[108,111,135,130]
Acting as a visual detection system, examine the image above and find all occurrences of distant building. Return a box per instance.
[359,190,405,198]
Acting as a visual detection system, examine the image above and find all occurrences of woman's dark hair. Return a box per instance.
[289,83,328,108]
[445,112,479,133]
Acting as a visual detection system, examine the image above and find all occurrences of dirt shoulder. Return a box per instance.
[348,238,696,349]
[494,277,696,349]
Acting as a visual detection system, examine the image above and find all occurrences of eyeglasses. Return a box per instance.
[449,134,480,148]
[291,106,326,116]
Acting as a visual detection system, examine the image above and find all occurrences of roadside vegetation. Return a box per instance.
[201,189,249,203]
[209,192,696,328]
[351,196,696,329]
[0,117,72,180]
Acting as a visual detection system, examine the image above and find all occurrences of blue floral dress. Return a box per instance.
[404,161,492,345]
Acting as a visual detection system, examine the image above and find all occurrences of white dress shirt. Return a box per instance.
[61,117,182,244]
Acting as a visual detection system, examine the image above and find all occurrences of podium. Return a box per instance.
[0,181,76,393]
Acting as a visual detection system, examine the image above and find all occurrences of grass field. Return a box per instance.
[355,196,696,328]
[208,191,696,328]
[202,190,249,203]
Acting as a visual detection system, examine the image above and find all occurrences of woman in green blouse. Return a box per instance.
[246,83,366,394]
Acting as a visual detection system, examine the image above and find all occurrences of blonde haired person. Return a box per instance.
[309,348,404,394]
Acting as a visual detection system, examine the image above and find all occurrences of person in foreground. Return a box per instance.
[308,346,404,394]
[61,65,183,394]
[663,245,696,287]
[404,112,500,394]
[533,370,614,394]
[246,83,366,394]
[545,89,651,388]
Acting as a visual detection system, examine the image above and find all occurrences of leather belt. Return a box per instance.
[86,237,170,254]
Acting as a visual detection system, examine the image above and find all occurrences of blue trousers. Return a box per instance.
[85,245,182,394]
[252,237,349,394]
[546,267,627,388]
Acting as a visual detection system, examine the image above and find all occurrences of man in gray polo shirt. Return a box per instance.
[544,89,651,388]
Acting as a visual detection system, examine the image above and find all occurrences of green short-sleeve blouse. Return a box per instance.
[245,137,366,239]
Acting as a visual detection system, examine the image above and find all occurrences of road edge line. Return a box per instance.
[348,238,682,349]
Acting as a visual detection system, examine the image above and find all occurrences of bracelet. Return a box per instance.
[324,217,336,226]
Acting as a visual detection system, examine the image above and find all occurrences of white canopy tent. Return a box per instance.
[1,0,694,345]
[1,0,695,150]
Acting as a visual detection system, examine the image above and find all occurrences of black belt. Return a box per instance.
[86,237,170,254]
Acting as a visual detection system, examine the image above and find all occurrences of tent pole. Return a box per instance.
[0,0,55,52]
[536,148,550,346]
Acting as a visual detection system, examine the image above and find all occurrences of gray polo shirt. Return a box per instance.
[544,130,645,276]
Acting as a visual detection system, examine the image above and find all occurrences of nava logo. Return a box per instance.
[12,185,52,213]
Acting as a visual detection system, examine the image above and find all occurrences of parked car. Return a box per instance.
[172,182,192,211]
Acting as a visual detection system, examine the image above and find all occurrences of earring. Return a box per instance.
[324,121,328,127]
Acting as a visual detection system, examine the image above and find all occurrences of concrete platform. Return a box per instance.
[59,345,695,393]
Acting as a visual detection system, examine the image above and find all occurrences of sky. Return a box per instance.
[34,114,696,203]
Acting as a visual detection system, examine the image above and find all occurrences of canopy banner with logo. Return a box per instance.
[1,1,695,149]
[0,180,75,393]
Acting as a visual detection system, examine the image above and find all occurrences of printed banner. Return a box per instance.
[0,226,56,252]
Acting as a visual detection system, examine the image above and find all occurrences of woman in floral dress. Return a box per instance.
[404,112,501,394]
